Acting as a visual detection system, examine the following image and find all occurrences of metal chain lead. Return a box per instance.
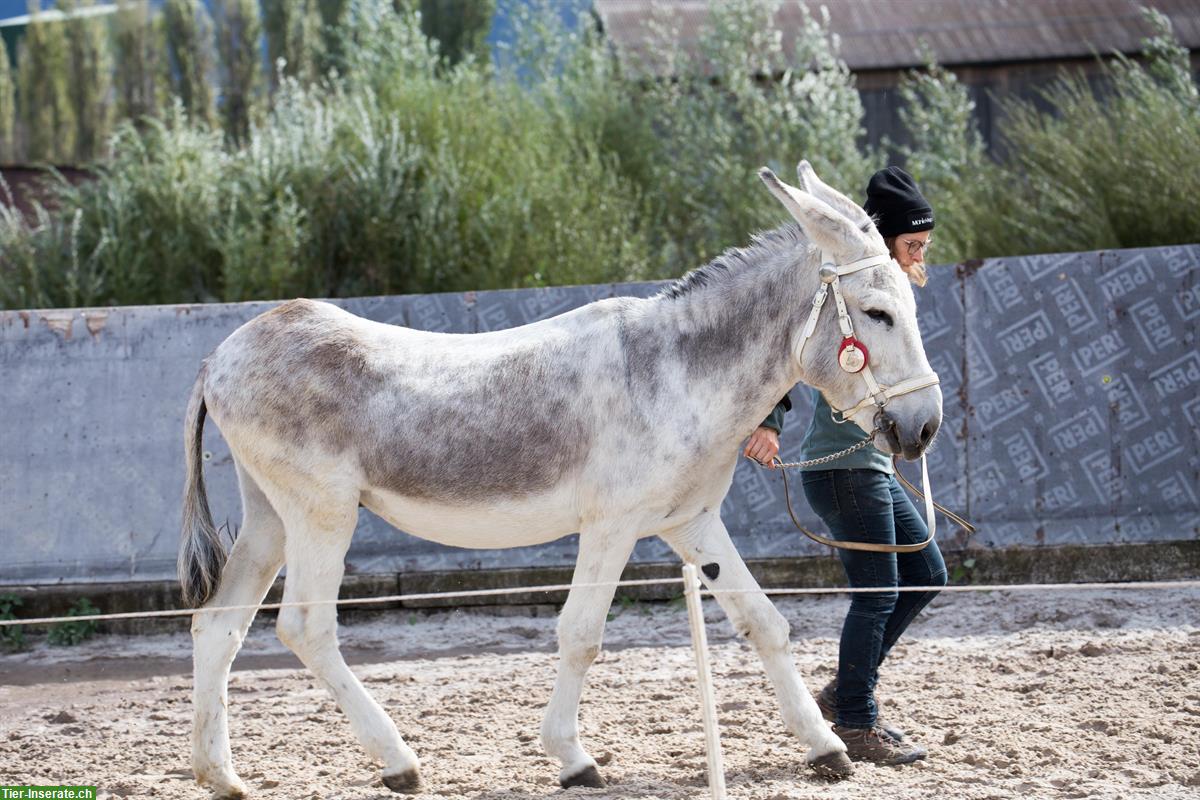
[771,429,878,469]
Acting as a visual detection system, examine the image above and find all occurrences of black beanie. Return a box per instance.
[863,167,934,238]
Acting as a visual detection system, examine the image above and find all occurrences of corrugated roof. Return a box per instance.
[596,0,1200,73]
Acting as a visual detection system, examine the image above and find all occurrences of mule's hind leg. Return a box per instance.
[271,496,421,793]
[192,464,285,799]
[541,522,638,788]
[664,511,853,779]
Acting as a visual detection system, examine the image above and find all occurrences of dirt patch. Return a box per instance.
[1,586,1198,799]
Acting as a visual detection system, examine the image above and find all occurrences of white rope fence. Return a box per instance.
[2,577,1198,628]
[3,573,1198,800]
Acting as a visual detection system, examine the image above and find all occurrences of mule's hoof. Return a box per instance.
[808,750,854,780]
[382,767,422,794]
[200,772,248,799]
[560,764,605,789]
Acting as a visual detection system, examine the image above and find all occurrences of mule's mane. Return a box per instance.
[657,223,809,300]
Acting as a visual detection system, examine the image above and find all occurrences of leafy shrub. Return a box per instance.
[0,593,26,651]
[47,598,101,646]
[0,37,13,162]
[894,50,987,264]
[899,8,1199,260]
[16,9,74,163]
[970,8,1200,256]
[60,0,114,162]
[1,1,1197,310]
[564,0,874,277]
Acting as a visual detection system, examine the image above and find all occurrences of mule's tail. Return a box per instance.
[178,363,226,608]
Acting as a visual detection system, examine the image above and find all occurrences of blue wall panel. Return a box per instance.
[1,245,1197,584]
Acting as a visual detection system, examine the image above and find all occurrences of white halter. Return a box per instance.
[779,249,948,553]
[798,250,941,424]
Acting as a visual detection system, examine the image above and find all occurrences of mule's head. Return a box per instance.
[759,162,942,460]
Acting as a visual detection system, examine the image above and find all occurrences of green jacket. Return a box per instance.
[760,388,893,473]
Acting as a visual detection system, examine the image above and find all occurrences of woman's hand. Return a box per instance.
[743,426,780,468]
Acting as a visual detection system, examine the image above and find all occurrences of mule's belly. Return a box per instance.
[360,485,581,549]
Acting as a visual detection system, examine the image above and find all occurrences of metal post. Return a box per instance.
[682,563,727,800]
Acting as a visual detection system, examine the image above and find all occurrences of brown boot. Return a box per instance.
[816,680,908,742]
[833,724,927,766]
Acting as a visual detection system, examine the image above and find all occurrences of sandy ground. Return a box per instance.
[1,585,1198,800]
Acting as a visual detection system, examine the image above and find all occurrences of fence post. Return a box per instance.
[682,563,727,800]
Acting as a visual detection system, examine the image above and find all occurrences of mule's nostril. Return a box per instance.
[920,420,938,448]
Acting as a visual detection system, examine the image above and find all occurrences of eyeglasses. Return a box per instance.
[901,237,933,258]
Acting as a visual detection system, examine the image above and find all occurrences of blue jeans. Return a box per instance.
[801,468,947,729]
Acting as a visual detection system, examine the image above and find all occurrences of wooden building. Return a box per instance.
[594,0,1200,153]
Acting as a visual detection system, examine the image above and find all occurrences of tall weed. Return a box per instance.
[896,50,987,263]
[1,1,1197,310]
[904,8,1200,258]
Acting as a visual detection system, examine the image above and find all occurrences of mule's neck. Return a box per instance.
[648,231,823,444]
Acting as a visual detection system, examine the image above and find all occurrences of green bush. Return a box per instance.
[894,50,987,264]
[900,8,1200,260]
[47,597,101,646]
[497,0,873,279]
[1,2,650,307]
[970,9,1200,256]
[0,37,15,162]
[0,1,1197,310]
[212,0,265,144]
[111,0,165,127]
[60,0,113,162]
[261,0,324,86]
[16,6,74,163]
[163,0,217,126]
[418,0,494,68]
[0,593,26,651]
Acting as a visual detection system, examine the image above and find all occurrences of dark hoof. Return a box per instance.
[382,768,422,794]
[809,750,854,780]
[561,764,605,789]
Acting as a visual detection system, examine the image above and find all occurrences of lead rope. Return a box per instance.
[890,456,976,535]
[750,434,975,554]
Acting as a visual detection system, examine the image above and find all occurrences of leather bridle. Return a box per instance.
[770,249,973,554]
[796,250,941,423]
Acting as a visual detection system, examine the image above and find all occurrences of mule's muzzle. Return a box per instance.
[876,410,940,461]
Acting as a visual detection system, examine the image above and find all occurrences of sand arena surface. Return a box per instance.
[1,585,1198,800]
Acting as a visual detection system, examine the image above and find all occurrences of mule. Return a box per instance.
[179,162,942,797]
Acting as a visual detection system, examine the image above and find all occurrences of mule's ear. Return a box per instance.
[795,160,816,192]
[796,160,875,234]
[759,167,871,259]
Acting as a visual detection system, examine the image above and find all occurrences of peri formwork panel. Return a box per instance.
[1,245,1197,584]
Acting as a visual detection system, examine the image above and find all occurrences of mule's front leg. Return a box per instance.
[541,523,637,788]
[664,511,853,780]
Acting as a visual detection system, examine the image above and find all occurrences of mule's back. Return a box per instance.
[203,298,630,505]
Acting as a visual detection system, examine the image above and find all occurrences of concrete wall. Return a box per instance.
[1,245,1197,585]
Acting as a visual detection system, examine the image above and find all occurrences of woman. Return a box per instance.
[743,166,946,766]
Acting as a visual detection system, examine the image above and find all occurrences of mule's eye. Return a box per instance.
[865,309,894,327]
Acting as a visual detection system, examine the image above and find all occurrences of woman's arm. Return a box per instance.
[743,394,791,467]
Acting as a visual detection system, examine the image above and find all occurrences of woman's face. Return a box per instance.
[891,230,932,269]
